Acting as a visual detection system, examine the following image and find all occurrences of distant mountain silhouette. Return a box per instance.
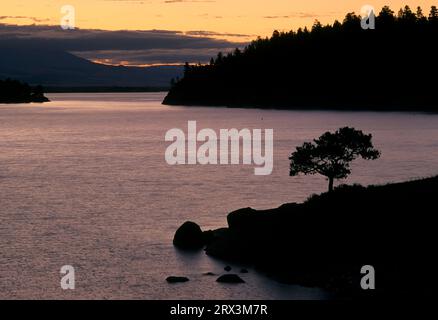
[164,5,438,111]
[0,46,183,88]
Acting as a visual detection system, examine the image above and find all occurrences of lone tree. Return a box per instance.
[289,127,380,192]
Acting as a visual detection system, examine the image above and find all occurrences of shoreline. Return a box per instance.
[174,175,437,298]
[162,98,438,114]
[0,97,50,104]
[45,86,170,93]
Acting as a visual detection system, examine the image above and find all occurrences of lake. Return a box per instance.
[1,92,437,299]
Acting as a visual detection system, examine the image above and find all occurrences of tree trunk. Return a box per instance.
[328,177,334,192]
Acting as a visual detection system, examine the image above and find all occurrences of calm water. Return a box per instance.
[1,93,437,299]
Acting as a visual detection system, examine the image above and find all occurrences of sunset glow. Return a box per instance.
[2,0,437,41]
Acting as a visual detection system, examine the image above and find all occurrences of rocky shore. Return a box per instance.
[174,176,437,298]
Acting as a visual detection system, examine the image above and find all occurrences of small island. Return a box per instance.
[164,5,438,112]
[0,78,50,104]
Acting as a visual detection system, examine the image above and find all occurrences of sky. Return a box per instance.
[2,1,437,39]
[1,1,437,65]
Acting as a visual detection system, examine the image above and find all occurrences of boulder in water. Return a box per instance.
[216,274,245,284]
[173,221,204,249]
[166,276,189,283]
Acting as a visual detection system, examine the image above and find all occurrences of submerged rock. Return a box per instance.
[240,268,249,273]
[173,221,204,249]
[166,276,189,283]
[216,274,245,284]
[203,272,216,276]
[224,266,232,272]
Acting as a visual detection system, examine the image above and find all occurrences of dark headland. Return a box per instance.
[163,6,438,112]
[0,79,49,103]
[174,175,437,298]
